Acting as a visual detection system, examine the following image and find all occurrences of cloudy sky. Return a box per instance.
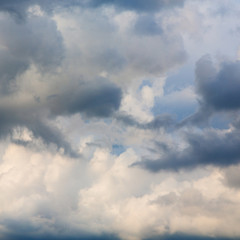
[0,0,240,239]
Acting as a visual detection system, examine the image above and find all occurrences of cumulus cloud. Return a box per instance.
[132,54,240,172]
[0,77,122,156]
[196,56,240,111]
[0,5,123,155]
[47,79,122,118]
[0,11,63,92]
[180,55,240,126]
[1,0,240,240]
[1,141,240,240]
[134,53,240,172]
[0,0,187,156]
[134,126,240,172]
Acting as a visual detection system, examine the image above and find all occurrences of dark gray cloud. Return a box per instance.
[196,56,240,111]
[180,56,240,127]
[0,78,122,156]
[86,0,185,12]
[131,56,240,172]
[2,223,120,240]
[3,233,239,240]
[0,104,79,157]
[0,48,28,92]
[2,234,120,240]
[0,12,64,92]
[0,0,33,19]
[116,113,174,130]
[133,126,240,172]
[47,79,122,118]
[0,6,122,156]
[144,234,240,240]
[0,11,74,155]
[1,216,120,239]
[0,0,185,20]
[0,0,78,19]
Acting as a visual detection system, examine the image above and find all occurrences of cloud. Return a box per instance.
[0,0,185,20]
[0,11,64,92]
[1,1,240,240]
[1,141,240,240]
[0,77,122,156]
[116,55,240,172]
[223,164,240,189]
[116,113,174,130]
[133,15,163,36]
[0,0,186,155]
[180,56,240,126]
[0,0,78,19]
[134,126,240,172]
[196,56,240,111]
[80,0,185,12]
[144,234,240,240]
[0,0,32,19]
[0,9,122,155]
[0,105,78,157]
[2,230,120,240]
[47,79,122,118]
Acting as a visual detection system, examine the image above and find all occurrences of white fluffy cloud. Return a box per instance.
[1,140,240,240]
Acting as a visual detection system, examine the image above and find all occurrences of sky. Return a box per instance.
[0,0,240,240]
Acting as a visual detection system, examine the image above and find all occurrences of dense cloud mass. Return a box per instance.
[196,56,240,111]
[0,0,240,240]
[47,79,122,117]
[135,56,240,171]
[135,126,240,171]
[0,11,63,91]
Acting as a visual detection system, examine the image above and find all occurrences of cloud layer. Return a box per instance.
[0,0,240,240]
